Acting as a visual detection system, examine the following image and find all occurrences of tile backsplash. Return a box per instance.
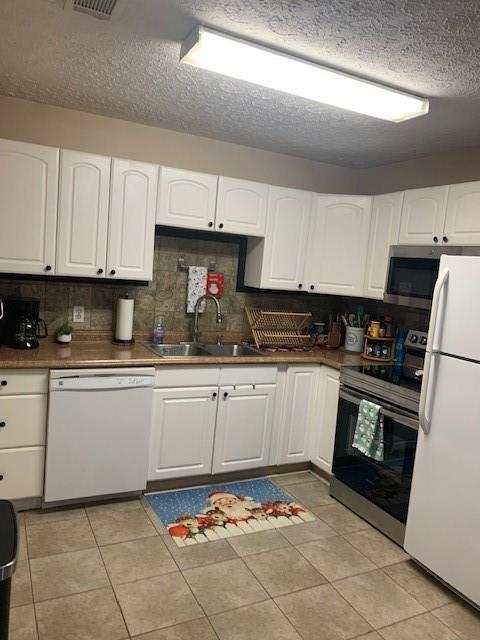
[0,233,429,340]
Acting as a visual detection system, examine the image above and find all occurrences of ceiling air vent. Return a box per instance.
[72,0,117,19]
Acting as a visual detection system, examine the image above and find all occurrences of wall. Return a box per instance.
[0,96,357,194]
[0,233,429,341]
[357,146,480,194]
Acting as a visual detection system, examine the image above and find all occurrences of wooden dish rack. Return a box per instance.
[245,307,312,349]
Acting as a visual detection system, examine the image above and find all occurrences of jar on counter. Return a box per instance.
[369,321,380,338]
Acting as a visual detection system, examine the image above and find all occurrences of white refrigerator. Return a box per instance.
[405,255,480,607]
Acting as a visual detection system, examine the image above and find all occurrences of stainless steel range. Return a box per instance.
[330,330,427,545]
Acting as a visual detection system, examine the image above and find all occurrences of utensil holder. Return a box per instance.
[344,326,365,353]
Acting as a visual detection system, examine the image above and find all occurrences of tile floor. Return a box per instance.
[9,471,480,640]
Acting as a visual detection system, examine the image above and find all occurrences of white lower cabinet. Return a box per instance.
[212,385,276,473]
[148,386,218,481]
[278,366,320,464]
[0,447,45,501]
[310,367,340,474]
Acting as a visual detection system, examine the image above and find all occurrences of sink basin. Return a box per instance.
[144,343,210,357]
[203,343,261,357]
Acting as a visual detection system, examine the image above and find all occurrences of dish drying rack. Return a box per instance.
[245,307,312,349]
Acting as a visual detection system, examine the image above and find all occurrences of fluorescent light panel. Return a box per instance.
[181,26,429,123]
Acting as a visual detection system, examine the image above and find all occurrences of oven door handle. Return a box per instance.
[339,389,418,431]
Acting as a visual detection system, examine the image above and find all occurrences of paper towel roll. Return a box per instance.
[115,296,134,342]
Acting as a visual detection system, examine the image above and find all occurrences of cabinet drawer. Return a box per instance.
[0,370,48,395]
[0,447,44,500]
[154,366,220,388]
[0,395,47,448]
[219,366,277,385]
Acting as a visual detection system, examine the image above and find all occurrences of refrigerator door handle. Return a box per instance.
[419,267,449,433]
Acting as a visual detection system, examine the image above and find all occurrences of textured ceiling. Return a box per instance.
[1,0,480,168]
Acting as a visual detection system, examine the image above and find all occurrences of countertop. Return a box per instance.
[0,341,364,370]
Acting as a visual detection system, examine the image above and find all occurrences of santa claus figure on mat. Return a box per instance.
[206,491,261,523]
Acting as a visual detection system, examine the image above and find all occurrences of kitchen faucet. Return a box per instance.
[192,294,223,343]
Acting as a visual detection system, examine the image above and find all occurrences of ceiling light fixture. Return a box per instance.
[180,26,429,123]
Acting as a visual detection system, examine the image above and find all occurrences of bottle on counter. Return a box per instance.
[393,330,406,364]
[153,318,165,345]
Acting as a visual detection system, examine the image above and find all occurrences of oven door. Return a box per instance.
[332,387,418,524]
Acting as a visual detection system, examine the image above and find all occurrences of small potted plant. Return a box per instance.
[56,323,73,344]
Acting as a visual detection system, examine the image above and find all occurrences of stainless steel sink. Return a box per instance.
[144,343,210,357]
[203,343,261,357]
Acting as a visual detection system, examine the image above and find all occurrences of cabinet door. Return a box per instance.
[311,367,340,474]
[215,177,268,236]
[213,385,275,473]
[156,167,218,230]
[278,366,320,465]
[305,195,371,296]
[0,139,58,275]
[443,182,480,245]
[363,192,403,299]
[57,150,110,277]
[148,386,218,480]
[107,158,158,281]
[398,186,448,245]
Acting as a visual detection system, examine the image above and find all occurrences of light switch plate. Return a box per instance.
[73,305,85,323]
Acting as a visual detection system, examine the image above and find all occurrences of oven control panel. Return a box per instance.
[406,330,428,350]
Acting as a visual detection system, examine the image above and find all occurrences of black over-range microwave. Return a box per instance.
[383,245,480,309]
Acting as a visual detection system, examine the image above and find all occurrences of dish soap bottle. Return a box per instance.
[153,318,165,345]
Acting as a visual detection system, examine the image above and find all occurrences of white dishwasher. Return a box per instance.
[44,368,155,504]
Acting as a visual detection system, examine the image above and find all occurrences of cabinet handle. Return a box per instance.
[0,475,4,481]
[44,265,52,272]
[0,380,7,387]
[97,268,104,275]
[212,392,217,400]
[0,421,5,428]
[223,391,228,399]
[298,283,303,289]
[310,285,314,291]
[218,223,224,229]
[433,236,439,243]
[208,221,213,228]
[110,269,116,276]
[443,236,448,243]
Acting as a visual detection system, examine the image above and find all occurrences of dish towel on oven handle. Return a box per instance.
[352,399,384,461]
[187,266,208,313]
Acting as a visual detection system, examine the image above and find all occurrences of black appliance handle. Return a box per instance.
[338,388,418,430]
[36,318,48,339]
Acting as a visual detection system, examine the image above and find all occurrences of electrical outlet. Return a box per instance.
[73,305,85,323]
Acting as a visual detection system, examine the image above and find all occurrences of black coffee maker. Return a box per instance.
[0,296,47,349]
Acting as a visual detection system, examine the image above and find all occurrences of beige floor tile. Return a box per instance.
[347,529,409,568]
[183,558,268,615]
[312,503,372,535]
[334,570,426,629]
[87,498,142,514]
[286,480,335,508]
[100,536,177,585]
[140,496,168,534]
[133,617,218,639]
[162,535,237,570]
[26,518,96,559]
[244,546,326,597]
[25,506,86,526]
[11,555,33,607]
[9,604,37,640]
[433,601,480,640]
[379,612,458,639]
[297,536,375,581]
[383,561,454,609]
[35,587,127,640]
[30,547,109,601]
[210,599,302,640]
[356,635,383,640]
[227,529,290,557]
[272,471,319,487]
[87,501,157,545]
[275,583,372,640]
[279,519,337,545]
[115,572,203,636]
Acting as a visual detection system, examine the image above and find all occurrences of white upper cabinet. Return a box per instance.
[363,192,403,299]
[0,139,59,275]
[57,150,111,278]
[398,186,448,245]
[443,182,480,245]
[215,177,268,236]
[305,195,371,296]
[107,158,158,281]
[156,167,218,231]
[244,186,312,290]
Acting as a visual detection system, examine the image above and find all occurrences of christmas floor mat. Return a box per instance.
[146,477,315,547]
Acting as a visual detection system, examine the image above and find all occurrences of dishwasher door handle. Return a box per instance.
[50,376,154,391]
